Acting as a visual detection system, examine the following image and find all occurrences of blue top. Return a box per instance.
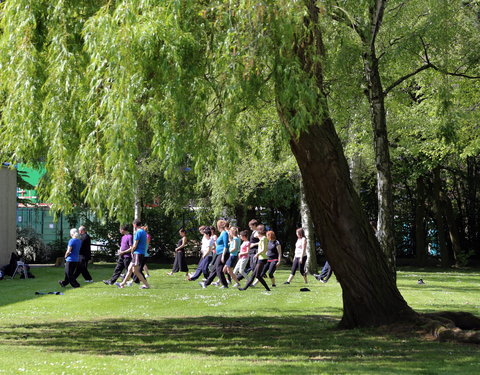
[133,228,147,255]
[66,238,82,262]
[229,237,241,256]
[215,230,229,255]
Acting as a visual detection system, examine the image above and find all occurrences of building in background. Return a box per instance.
[0,165,16,265]
[16,164,72,244]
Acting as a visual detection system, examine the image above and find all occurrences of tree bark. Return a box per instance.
[441,191,461,265]
[276,0,416,327]
[360,3,396,278]
[432,167,451,267]
[300,178,318,274]
[415,176,428,266]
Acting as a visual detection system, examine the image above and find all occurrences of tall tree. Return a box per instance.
[1,0,479,335]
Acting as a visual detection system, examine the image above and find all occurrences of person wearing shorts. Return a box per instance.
[116,219,150,289]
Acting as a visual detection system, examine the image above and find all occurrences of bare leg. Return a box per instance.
[132,265,150,288]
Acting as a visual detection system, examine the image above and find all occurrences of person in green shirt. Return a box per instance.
[238,225,271,291]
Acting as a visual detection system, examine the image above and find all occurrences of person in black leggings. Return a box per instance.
[199,220,230,289]
[238,225,270,291]
[259,230,282,288]
[284,228,308,284]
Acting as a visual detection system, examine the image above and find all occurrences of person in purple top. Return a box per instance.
[58,228,82,288]
[103,225,133,285]
[116,219,150,289]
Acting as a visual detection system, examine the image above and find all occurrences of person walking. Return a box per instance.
[168,228,189,278]
[188,226,214,281]
[199,220,229,289]
[238,225,271,291]
[224,226,241,287]
[284,228,308,284]
[116,219,150,289]
[261,230,282,287]
[103,225,133,285]
[233,230,250,282]
[314,261,332,283]
[58,228,82,288]
[76,225,93,282]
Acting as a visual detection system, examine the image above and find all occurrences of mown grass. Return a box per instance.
[0,264,479,374]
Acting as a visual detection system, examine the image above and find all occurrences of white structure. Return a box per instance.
[0,166,16,266]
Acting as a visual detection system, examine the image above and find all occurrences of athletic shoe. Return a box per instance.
[219,285,228,289]
[238,287,246,291]
[320,279,327,284]
[140,285,150,289]
[145,274,150,278]
[84,280,93,283]
[198,281,206,289]
[283,281,290,285]
[212,281,219,286]
[126,281,133,287]
[114,282,124,288]
[233,283,240,287]
[103,280,113,285]
[272,284,276,287]
[58,280,65,288]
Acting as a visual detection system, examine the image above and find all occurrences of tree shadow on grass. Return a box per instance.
[1,315,479,372]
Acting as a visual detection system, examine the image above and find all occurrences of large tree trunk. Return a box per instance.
[300,178,318,274]
[275,0,416,328]
[415,176,428,266]
[288,117,416,328]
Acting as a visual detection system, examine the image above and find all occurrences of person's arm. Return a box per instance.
[65,246,72,259]
[300,238,307,263]
[276,243,282,267]
[176,237,187,251]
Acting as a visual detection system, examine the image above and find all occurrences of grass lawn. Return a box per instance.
[0,264,479,374]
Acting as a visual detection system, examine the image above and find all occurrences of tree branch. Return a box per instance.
[384,63,432,96]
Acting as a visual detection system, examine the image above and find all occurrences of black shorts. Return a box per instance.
[132,253,144,266]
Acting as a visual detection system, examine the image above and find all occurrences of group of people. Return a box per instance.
[58,225,93,288]
[60,218,332,290]
[167,219,315,291]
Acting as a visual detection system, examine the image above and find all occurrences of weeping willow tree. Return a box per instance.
[1,0,480,336]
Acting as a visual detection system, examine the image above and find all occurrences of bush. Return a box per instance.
[16,228,47,263]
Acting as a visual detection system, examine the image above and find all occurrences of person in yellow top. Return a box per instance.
[238,224,271,291]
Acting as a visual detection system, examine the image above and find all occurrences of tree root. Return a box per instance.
[418,311,480,344]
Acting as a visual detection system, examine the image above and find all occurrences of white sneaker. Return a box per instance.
[84,280,93,283]
[126,281,133,287]
[145,274,150,278]
[233,283,240,287]
[198,281,206,289]
[212,281,219,286]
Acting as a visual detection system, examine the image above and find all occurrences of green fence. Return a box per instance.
[16,207,71,244]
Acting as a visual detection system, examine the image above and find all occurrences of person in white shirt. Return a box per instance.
[284,228,308,284]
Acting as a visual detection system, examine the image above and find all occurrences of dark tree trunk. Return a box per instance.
[432,167,451,267]
[234,205,247,230]
[442,191,461,265]
[275,0,416,328]
[466,157,478,251]
[415,176,428,266]
[288,117,416,328]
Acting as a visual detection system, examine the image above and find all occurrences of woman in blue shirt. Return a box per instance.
[199,220,230,289]
[58,228,82,288]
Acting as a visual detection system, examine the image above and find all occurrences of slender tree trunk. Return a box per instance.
[442,191,461,265]
[300,178,318,274]
[134,182,142,221]
[276,0,416,328]
[361,39,396,278]
[466,157,477,251]
[415,176,428,266]
[432,167,451,267]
